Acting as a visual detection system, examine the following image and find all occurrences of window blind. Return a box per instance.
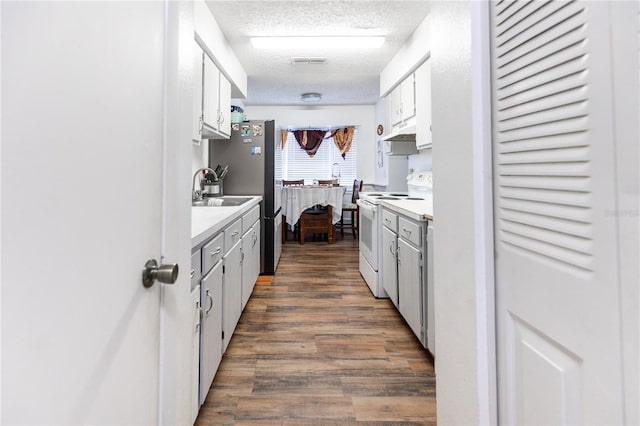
[281,129,358,187]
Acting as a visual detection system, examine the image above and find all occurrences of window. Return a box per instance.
[280,129,358,187]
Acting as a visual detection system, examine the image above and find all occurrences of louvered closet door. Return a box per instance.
[490,1,624,424]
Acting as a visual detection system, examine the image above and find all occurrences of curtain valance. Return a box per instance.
[285,127,355,158]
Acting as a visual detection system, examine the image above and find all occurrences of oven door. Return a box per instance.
[357,199,378,270]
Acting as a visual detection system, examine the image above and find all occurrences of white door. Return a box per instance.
[2,2,170,424]
[491,1,625,423]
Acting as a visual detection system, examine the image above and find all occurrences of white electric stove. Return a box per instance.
[357,171,433,298]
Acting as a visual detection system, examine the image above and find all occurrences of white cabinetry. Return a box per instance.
[381,207,430,349]
[389,85,403,127]
[223,218,242,352]
[199,259,223,405]
[397,216,425,344]
[241,205,261,310]
[189,285,201,424]
[191,201,263,416]
[192,42,204,143]
[202,54,220,137]
[381,210,399,308]
[387,73,416,129]
[193,47,231,141]
[415,59,432,149]
[397,237,423,340]
[218,74,231,137]
[241,221,260,310]
[400,74,416,122]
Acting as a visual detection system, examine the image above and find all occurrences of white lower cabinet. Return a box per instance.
[191,202,263,418]
[190,285,201,424]
[381,207,428,348]
[241,220,260,310]
[223,239,242,352]
[397,238,423,340]
[382,226,399,308]
[199,260,223,406]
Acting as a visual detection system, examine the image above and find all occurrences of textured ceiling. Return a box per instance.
[205,1,430,106]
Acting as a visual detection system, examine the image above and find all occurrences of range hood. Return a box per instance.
[382,123,416,142]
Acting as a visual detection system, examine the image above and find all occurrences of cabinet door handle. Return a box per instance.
[205,289,213,315]
[190,269,195,279]
[240,249,245,263]
[389,241,396,256]
[403,227,412,235]
[211,247,221,256]
[232,231,239,237]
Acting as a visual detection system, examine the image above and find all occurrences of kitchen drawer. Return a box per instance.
[382,209,398,232]
[399,216,423,248]
[190,250,202,290]
[242,204,260,235]
[202,232,224,274]
[224,218,242,250]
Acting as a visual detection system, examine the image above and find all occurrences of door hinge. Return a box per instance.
[222,331,225,340]
[223,265,225,274]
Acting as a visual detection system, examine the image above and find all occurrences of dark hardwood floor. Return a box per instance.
[195,235,436,425]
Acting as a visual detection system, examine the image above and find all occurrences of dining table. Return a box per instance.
[281,185,347,244]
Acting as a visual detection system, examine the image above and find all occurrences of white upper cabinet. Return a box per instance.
[415,59,432,149]
[389,84,403,127]
[192,48,231,141]
[192,43,204,142]
[387,73,416,129]
[202,54,220,136]
[400,74,416,122]
[218,73,231,138]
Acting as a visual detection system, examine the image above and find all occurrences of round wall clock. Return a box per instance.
[376,124,384,136]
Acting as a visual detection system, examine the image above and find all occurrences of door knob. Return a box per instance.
[142,259,179,288]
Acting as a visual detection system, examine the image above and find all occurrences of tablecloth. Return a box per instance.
[282,186,347,228]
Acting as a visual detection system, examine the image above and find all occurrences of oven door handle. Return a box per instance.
[357,199,377,213]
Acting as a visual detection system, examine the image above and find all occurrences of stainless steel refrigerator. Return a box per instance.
[209,120,283,274]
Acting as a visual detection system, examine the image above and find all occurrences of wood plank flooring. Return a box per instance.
[195,237,436,425]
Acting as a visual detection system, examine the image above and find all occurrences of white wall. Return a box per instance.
[192,140,209,181]
[242,105,377,186]
[408,149,432,172]
[194,0,247,97]
[380,14,432,96]
[431,1,495,424]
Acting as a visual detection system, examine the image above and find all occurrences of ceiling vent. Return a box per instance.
[291,57,327,65]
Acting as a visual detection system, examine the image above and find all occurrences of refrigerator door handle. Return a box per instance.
[264,207,282,220]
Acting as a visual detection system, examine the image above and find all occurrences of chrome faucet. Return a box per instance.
[192,168,218,201]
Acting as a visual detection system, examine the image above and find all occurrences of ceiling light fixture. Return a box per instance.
[251,36,385,49]
[301,92,322,103]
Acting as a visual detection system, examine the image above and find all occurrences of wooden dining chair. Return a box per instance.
[336,179,363,239]
[282,179,305,242]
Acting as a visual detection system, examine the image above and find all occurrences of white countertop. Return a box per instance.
[379,195,433,222]
[191,196,262,248]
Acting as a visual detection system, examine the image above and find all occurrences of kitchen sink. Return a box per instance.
[192,197,253,207]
